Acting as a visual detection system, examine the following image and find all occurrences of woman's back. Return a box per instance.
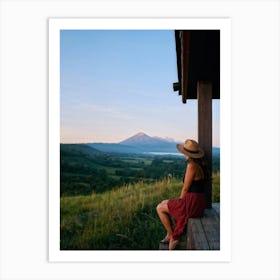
[190,161,205,181]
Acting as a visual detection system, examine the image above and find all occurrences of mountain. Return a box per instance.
[62,133,220,156]
[87,132,178,154]
[119,132,178,153]
[119,132,177,146]
[119,132,175,146]
[119,132,153,145]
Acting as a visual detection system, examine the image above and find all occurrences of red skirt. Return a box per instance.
[167,192,206,240]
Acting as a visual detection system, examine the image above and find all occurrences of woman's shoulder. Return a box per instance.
[187,160,200,169]
[186,161,200,174]
[187,160,204,179]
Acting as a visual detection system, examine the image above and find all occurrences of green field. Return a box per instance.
[60,144,189,196]
[60,173,220,250]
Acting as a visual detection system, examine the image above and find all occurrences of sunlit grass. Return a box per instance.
[212,171,220,203]
[60,173,220,250]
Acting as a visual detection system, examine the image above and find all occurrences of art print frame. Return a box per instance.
[49,17,231,262]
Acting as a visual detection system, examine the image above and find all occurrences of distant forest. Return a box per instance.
[60,144,220,197]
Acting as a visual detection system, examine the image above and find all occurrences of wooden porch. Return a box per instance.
[159,203,220,250]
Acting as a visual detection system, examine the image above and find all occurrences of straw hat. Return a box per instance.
[176,139,204,158]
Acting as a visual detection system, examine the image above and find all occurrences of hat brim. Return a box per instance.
[176,144,205,158]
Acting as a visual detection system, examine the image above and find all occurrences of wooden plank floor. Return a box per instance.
[159,203,220,250]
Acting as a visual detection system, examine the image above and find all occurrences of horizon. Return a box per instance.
[61,131,183,144]
[60,30,220,146]
[60,131,220,148]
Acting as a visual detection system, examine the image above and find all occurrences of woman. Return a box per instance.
[156,139,208,250]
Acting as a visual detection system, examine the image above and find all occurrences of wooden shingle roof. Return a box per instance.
[174,30,220,103]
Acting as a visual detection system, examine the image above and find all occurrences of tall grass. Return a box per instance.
[60,173,220,250]
[212,171,220,203]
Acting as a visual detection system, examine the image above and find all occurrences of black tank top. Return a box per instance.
[188,180,205,193]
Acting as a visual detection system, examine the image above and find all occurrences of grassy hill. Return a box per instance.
[60,144,187,196]
[60,174,220,250]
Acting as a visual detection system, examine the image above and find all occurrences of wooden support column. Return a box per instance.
[197,81,212,209]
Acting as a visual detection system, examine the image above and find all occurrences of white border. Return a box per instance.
[49,18,231,262]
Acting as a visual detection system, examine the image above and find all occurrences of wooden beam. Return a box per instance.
[181,31,190,104]
[197,81,212,208]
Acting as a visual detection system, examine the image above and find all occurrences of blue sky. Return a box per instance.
[60,30,220,146]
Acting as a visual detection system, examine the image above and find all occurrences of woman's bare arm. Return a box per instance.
[180,163,196,198]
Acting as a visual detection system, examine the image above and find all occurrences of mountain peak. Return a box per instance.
[135,132,148,137]
[119,132,152,145]
[119,132,177,149]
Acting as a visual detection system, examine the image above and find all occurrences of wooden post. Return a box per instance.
[197,81,212,209]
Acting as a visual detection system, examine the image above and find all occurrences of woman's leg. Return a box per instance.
[156,200,173,239]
